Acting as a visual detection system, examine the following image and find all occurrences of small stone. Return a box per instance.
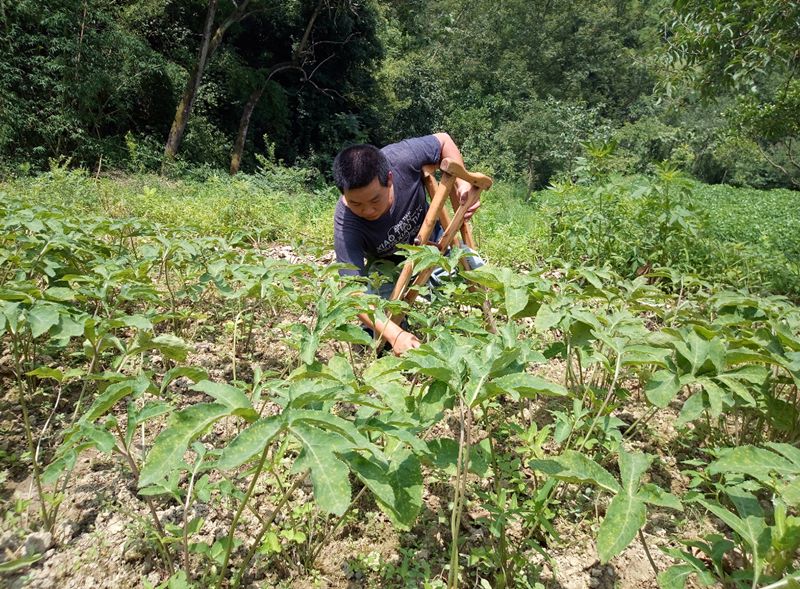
[24,532,53,556]
[589,576,600,588]
[58,521,79,541]
[0,532,19,554]
[106,518,126,535]
[590,567,602,577]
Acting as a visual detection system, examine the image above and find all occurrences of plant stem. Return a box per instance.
[638,529,658,576]
[232,471,307,588]
[114,425,174,574]
[232,308,241,382]
[216,443,272,588]
[310,485,367,563]
[760,573,800,589]
[182,456,204,580]
[12,334,52,529]
[622,406,659,438]
[577,353,622,453]
[448,387,475,589]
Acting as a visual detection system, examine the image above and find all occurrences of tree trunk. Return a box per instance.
[163,0,218,167]
[229,0,325,175]
[230,85,266,175]
[163,0,253,169]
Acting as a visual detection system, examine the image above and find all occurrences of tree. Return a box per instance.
[0,0,174,168]
[163,0,257,166]
[666,0,800,186]
[229,0,324,175]
[375,0,662,183]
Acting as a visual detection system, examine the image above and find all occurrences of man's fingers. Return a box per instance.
[392,331,421,356]
[463,199,481,221]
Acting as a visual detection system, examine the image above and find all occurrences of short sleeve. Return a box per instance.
[381,136,441,173]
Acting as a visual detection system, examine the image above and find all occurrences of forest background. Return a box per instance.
[2,3,800,588]
[0,0,798,192]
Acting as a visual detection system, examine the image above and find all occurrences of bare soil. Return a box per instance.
[1,245,715,589]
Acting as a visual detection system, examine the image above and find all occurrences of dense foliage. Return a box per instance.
[1,170,798,587]
[0,0,382,172]
[0,1,797,189]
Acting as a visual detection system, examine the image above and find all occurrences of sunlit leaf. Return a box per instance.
[530,450,620,493]
[597,491,645,563]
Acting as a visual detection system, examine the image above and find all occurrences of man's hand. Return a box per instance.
[456,178,481,221]
[392,330,421,356]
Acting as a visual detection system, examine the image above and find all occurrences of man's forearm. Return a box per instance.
[433,132,481,213]
[357,312,403,347]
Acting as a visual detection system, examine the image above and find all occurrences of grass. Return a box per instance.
[2,164,799,297]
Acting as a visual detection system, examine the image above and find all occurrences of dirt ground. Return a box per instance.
[1,245,717,589]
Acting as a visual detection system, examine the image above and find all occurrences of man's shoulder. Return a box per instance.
[334,198,358,228]
[381,135,441,168]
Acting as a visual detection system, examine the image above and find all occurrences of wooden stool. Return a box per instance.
[387,158,492,323]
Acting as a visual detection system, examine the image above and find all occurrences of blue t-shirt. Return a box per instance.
[334,135,442,277]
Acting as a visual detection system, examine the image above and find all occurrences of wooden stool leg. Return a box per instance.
[387,158,493,329]
[388,173,457,302]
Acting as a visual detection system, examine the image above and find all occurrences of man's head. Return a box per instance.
[333,144,394,221]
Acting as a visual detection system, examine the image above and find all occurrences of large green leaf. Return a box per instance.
[400,349,455,383]
[674,331,710,375]
[191,380,257,421]
[621,345,671,367]
[28,302,61,338]
[637,483,683,511]
[81,376,150,424]
[161,367,209,393]
[289,409,379,454]
[139,403,231,488]
[125,401,173,447]
[618,451,652,496]
[535,303,564,331]
[676,392,705,426]
[659,547,718,587]
[697,498,770,586]
[779,479,800,506]
[505,285,529,318]
[709,446,797,480]
[700,379,726,418]
[657,565,696,589]
[597,492,646,563]
[488,372,567,399]
[644,370,682,408]
[426,438,491,477]
[344,448,422,530]
[290,422,352,515]
[216,415,286,471]
[530,450,621,493]
[715,374,756,406]
[766,442,800,467]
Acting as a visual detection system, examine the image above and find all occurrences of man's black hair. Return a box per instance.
[332,144,391,192]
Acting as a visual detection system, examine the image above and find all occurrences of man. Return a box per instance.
[332,133,480,355]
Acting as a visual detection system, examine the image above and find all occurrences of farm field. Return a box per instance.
[1,170,799,589]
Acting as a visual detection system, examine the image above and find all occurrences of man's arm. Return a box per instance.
[357,310,420,355]
[433,132,481,220]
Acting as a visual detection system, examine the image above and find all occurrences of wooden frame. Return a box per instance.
[388,157,492,319]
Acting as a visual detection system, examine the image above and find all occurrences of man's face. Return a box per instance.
[343,172,393,221]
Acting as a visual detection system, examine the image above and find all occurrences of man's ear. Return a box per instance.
[386,170,393,188]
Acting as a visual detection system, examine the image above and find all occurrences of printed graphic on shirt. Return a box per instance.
[375,206,423,255]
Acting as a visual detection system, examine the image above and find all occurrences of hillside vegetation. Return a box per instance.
[1,167,798,588]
